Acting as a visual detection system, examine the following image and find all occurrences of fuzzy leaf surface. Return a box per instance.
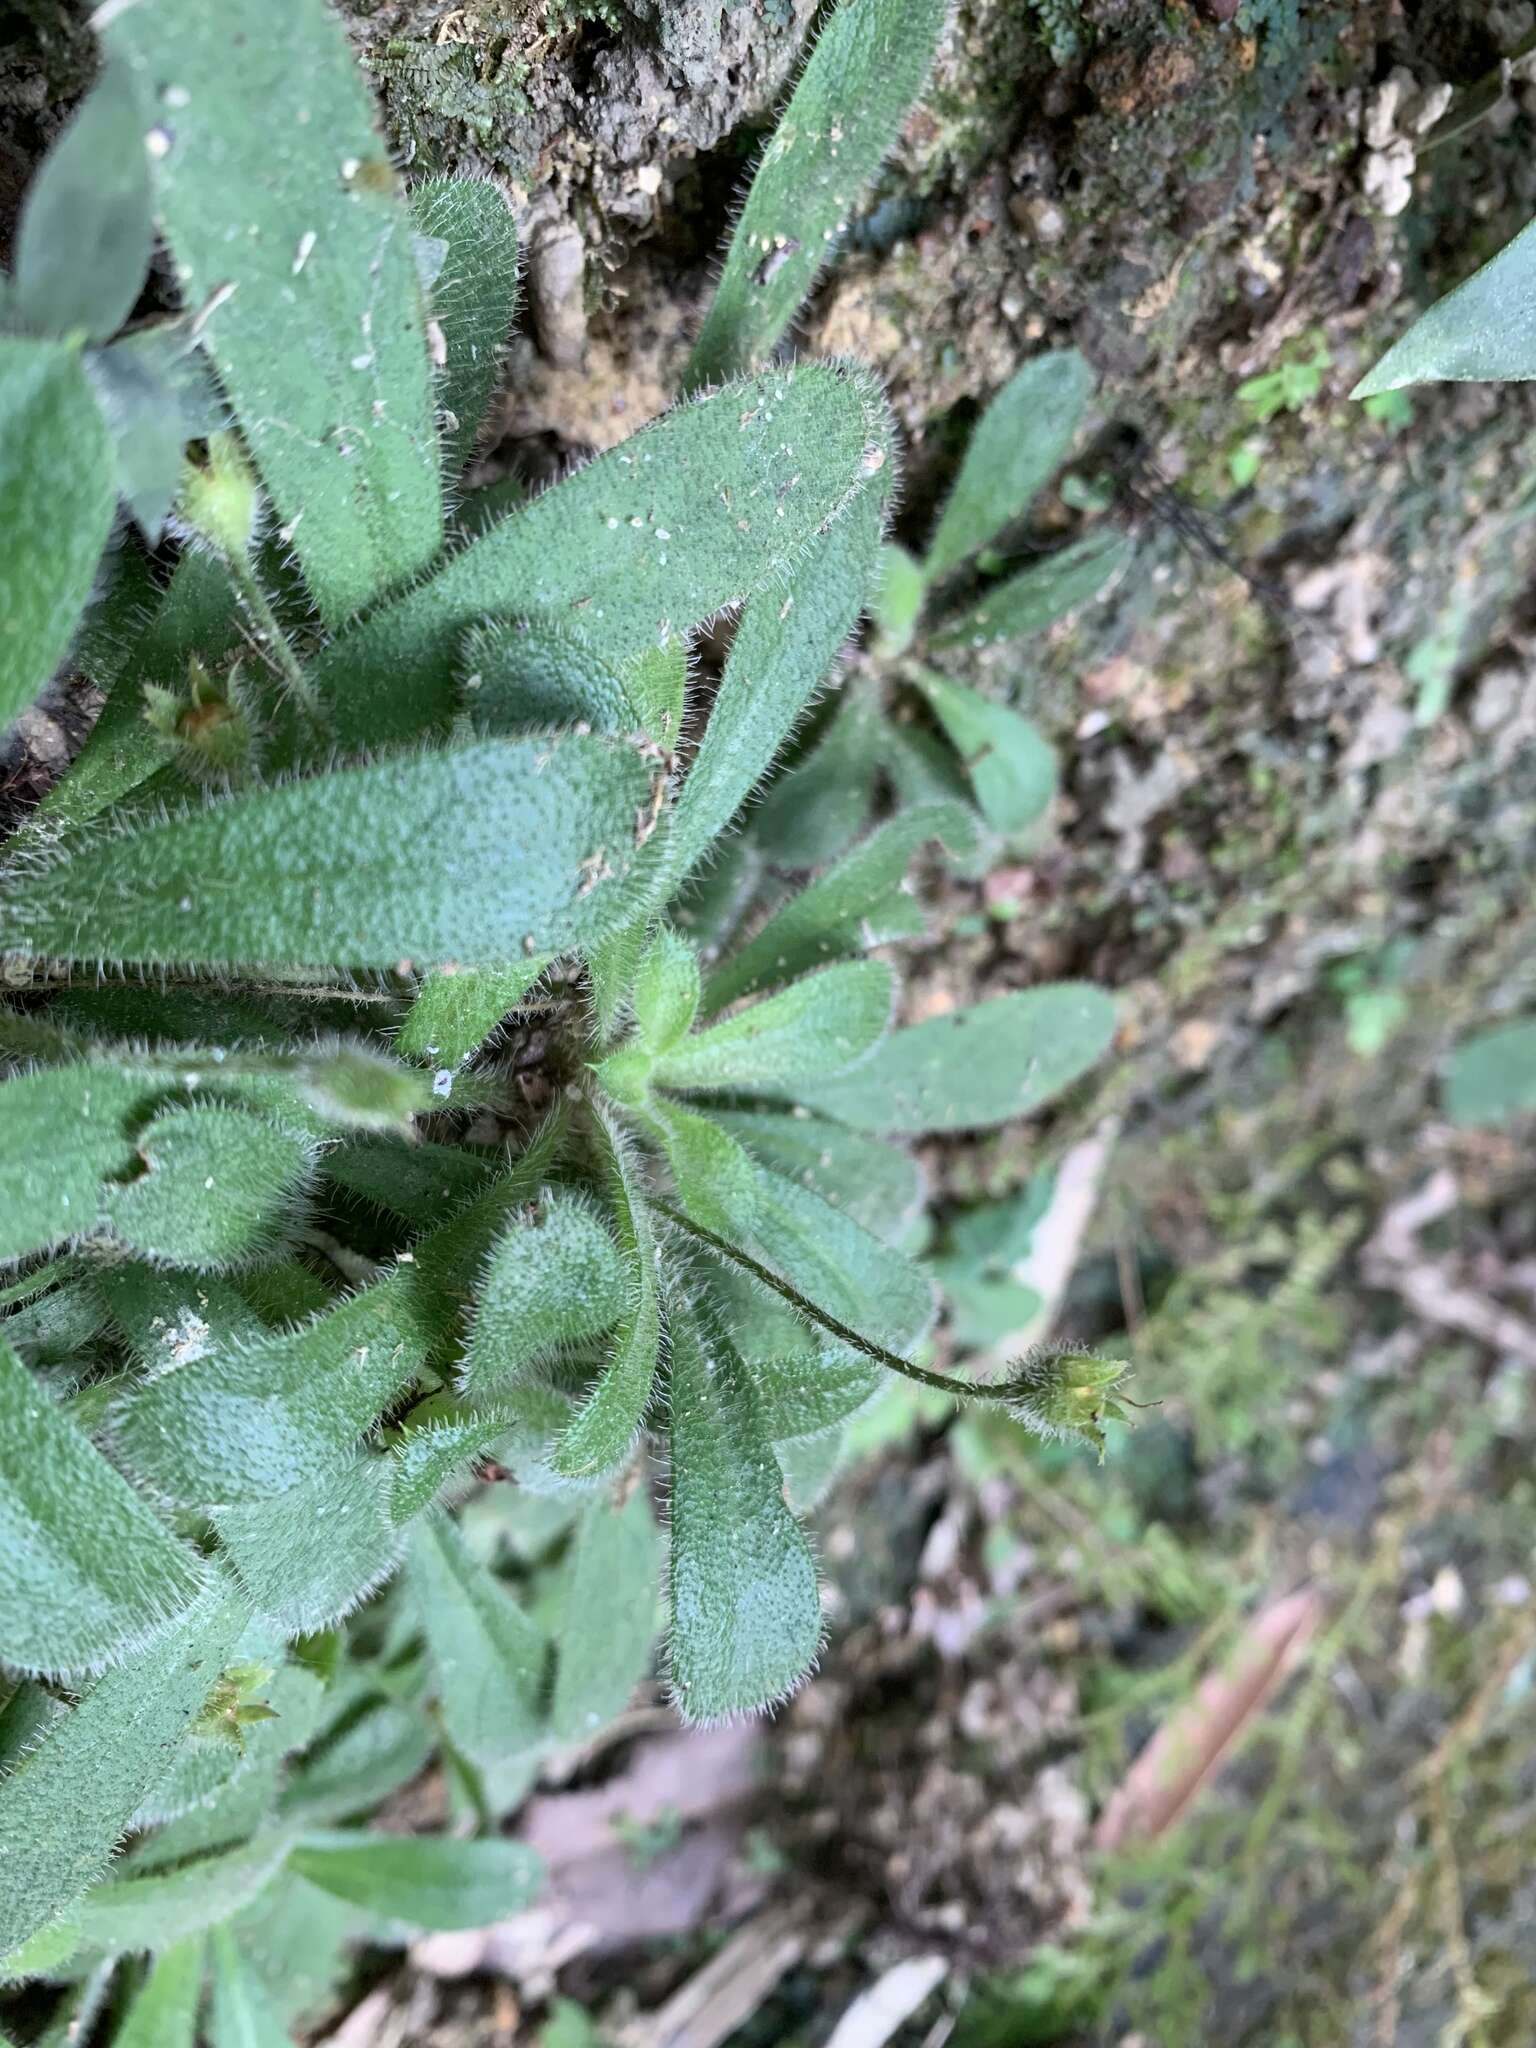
[0,1336,208,1678]
[1,735,656,972]
[925,351,1093,581]
[552,1106,662,1479]
[747,1166,934,1356]
[113,1175,538,1504]
[0,337,115,731]
[655,959,893,1093]
[290,1832,544,1931]
[214,1459,401,1633]
[686,0,949,385]
[750,679,881,872]
[308,361,889,749]
[0,1065,147,1263]
[667,1308,821,1722]
[397,961,545,1069]
[550,1489,661,1743]
[710,1111,924,1244]
[647,1099,762,1240]
[913,671,1057,836]
[461,617,640,735]
[798,984,1118,1133]
[208,1928,296,2048]
[460,1191,628,1393]
[632,926,702,1055]
[412,177,518,479]
[0,1586,246,1956]
[104,0,443,623]
[101,1105,314,1269]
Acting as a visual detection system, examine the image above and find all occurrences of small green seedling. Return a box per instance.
[0,0,1122,2030]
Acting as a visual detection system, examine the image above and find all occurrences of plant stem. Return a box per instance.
[222,548,333,745]
[653,1197,1018,1405]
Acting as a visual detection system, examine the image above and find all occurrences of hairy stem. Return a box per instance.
[653,1198,1018,1405]
[222,547,333,745]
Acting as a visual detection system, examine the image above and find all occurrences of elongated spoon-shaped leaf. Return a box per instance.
[308,360,891,748]
[0,735,657,972]
[12,60,152,342]
[0,1337,209,1678]
[654,959,893,1093]
[71,1832,291,1955]
[665,482,887,891]
[0,337,116,731]
[408,1513,547,1763]
[1354,215,1536,395]
[704,801,977,1010]
[0,1065,147,1264]
[208,1928,298,2048]
[930,528,1130,652]
[0,1585,246,1957]
[925,351,1093,582]
[550,1489,661,1743]
[686,0,949,386]
[747,1166,934,1357]
[799,984,1118,1133]
[214,1459,401,1634]
[459,1191,629,1394]
[290,1831,544,1931]
[552,1106,663,1480]
[667,1308,822,1723]
[104,0,443,623]
[113,1939,205,2048]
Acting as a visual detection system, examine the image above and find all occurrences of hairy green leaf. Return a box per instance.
[1444,1019,1536,1125]
[550,1489,661,1743]
[1,735,657,972]
[214,1459,401,1633]
[552,1106,662,1480]
[113,1173,540,1504]
[411,177,518,479]
[72,1834,290,1956]
[646,1099,761,1239]
[322,1136,495,1222]
[34,552,240,835]
[460,1190,628,1393]
[397,961,546,1068]
[666,1307,821,1722]
[925,352,1093,582]
[656,958,892,1096]
[308,361,890,749]
[913,671,1057,836]
[113,1938,205,2048]
[0,337,116,731]
[86,322,224,542]
[290,1831,544,1931]
[12,60,151,343]
[408,1514,547,1762]
[632,926,702,1055]
[704,801,977,1009]
[686,0,949,385]
[0,1585,246,1956]
[0,1063,139,1264]
[388,1398,522,1522]
[1354,216,1536,394]
[461,616,641,735]
[279,1701,434,1828]
[0,1336,208,1678]
[930,529,1129,652]
[798,984,1118,1133]
[869,542,925,658]
[102,1106,315,1270]
[103,0,443,623]
[208,1928,296,2048]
